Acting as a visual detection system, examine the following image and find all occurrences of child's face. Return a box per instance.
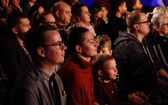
[99,47,112,55]
[103,59,118,80]
[133,0,143,10]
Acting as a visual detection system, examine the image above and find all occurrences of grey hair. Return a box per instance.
[151,13,166,28]
[152,6,168,15]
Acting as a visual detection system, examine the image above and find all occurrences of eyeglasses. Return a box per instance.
[42,41,65,49]
[135,20,149,24]
[161,23,168,26]
[42,22,57,26]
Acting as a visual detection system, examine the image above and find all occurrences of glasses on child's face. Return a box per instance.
[42,41,65,49]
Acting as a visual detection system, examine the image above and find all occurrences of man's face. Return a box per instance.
[136,13,150,36]
[133,0,143,10]
[58,4,72,26]
[120,1,127,15]
[42,30,67,65]
[17,18,31,39]
[42,14,57,27]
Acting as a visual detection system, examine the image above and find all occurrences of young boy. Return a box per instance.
[95,35,113,55]
[92,54,118,105]
[92,54,149,105]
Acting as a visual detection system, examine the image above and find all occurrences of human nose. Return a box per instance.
[61,43,67,50]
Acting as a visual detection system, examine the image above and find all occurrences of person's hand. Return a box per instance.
[11,0,23,12]
[128,91,148,105]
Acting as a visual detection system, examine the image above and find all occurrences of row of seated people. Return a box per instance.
[0,0,168,105]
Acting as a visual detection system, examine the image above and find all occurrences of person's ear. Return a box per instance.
[12,27,18,34]
[37,47,45,57]
[154,25,160,32]
[133,24,139,30]
[98,70,103,76]
[75,45,82,54]
[109,49,113,56]
[55,10,60,18]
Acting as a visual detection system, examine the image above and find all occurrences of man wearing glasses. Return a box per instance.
[113,10,168,104]
[10,25,67,105]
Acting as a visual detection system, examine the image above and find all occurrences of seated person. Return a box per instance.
[95,34,112,55]
[92,54,148,105]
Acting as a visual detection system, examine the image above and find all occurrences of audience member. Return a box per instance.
[125,0,143,12]
[0,0,12,23]
[10,25,67,105]
[95,0,111,13]
[89,4,106,35]
[27,4,44,22]
[92,54,118,105]
[95,35,112,55]
[64,0,78,7]
[51,1,74,41]
[100,3,109,24]
[31,11,56,27]
[10,0,23,12]
[107,0,127,48]
[0,12,32,105]
[113,10,168,104]
[71,2,96,36]
[58,27,98,105]
[152,5,168,15]
[147,14,168,73]
[21,0,38,15]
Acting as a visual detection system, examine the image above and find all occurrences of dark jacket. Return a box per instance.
[10,64,66,105]
[113,32,160,95]
[147,34,168,72]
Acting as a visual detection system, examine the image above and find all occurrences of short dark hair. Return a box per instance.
[25,25,57,61]
[125,0,137,12]
[7,12,27,29]
[71,2,86,23]
[66,27,89,55]
[89,4,102,22]
[110,0,125,14]
[126,10,143,32]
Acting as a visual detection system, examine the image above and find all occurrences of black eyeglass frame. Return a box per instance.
[135,20,149,24]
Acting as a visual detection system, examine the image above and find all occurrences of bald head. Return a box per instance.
[51,1,72,26]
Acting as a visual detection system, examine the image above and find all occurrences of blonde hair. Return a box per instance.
[95,35,112,51]
[152,6,168,15]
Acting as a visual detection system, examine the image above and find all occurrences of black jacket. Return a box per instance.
[113,32,160,95]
